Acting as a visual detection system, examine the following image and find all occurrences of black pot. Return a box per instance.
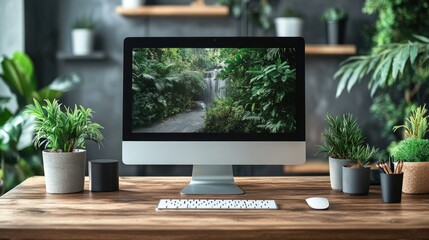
[325,20,346,45]
[342,166,371,195]
[380,173,403,203]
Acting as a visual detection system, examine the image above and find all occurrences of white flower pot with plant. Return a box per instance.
[342,145,378,195]
[321,7,348,45]
[26,99,103,194]
[318,113,365,191]
[72,16,95,55]
[275,8,303,37]
[392,106,429,194]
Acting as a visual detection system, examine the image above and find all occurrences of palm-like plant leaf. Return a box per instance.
[335,35,429,97]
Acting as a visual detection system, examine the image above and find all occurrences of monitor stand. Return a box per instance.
[181,165,244,195]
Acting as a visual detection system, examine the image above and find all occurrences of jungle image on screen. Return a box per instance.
[131,48,297,133]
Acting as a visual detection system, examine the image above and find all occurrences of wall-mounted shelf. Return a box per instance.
[305,45,357,55]
[116,5,229,17]
[56,52,106,61]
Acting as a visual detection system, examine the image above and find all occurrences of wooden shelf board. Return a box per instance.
[284,159,329,174]
[56,52,106,60]
[305,44,356,55]
[116,5,229,17]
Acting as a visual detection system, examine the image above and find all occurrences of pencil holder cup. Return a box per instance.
[380,172,403,203]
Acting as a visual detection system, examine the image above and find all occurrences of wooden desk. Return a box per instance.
[0,176,428,240]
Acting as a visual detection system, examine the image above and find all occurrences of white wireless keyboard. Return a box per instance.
[156,199,277,210]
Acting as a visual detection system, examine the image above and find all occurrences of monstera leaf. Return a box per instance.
[0,52,82,111]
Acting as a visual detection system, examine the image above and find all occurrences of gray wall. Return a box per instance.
[26,0,379,176]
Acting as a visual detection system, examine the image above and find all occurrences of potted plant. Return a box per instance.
[26,99,103,194]
[0,169,3,194]
[274,7,303,37]
[318,113,364,191]
[342,145,378,195]
[321,7,348,44]
[392,106,429,194]
[72,15,95,55]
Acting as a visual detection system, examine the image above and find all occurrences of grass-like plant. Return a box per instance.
[318,113,365,159]
[394,138,429,162]
[72,15,95,29]
[26,99,103,152]
[393,105,428,139]
[350,144,378,167]
[322,7,348,22]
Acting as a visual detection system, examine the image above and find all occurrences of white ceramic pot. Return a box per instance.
[72,29,94,55]
[274,17,303,37]
[329,157,355,191]
[401,162,429,194]
[43,149,86,194]
[121,0,145,8]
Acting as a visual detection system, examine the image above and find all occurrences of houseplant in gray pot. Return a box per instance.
[342,145,378,195]
[26,99,103,194]
[321,7,348,45]
[392,105,429,194]
[318,113,364,191]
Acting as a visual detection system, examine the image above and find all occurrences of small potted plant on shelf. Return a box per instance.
[318,113,364,191]
[26,99,103,194]
[72,15,95,55]
[274,7,303,37]
[321,7,348,44]
[392,105,429,194]
[342,145,378,195]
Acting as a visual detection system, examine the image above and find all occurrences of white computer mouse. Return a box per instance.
[305,197,329,210]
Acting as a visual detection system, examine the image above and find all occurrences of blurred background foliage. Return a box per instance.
[0,52,81,193]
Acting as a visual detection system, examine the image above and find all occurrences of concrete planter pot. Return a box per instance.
[401,162,429,194]
[342,165,370,195]
[42,150,86,194]
[329,157,355,191]
[72,29,94,55]
[274,17,303,37]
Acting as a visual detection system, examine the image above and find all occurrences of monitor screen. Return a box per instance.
[123,38,305,141]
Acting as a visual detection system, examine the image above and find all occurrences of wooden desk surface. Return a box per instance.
[0,176,429,240]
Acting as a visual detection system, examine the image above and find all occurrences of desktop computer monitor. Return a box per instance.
[123,37,305,195]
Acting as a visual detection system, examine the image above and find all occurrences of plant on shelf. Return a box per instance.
[318,113,365,191]
[72,15,95,55]
[391,105,429,194]
[321,7,348,44]
[0,52,81,194]
[26,99,103,194]
[342,144,378,195]
[274,7,303,37]
[218,0,272,31]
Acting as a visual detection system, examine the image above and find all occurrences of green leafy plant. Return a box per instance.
[72,15,95,29]
[350,144,378,167]
[393,105,428,139]
[26,99,103,152]
[322,7,348,22]
[394,138,429,162]
[281,7,302,18]
[363,0,429,46]
[218,0,272,30]
[318,113,365,159]
[0,52,81,193]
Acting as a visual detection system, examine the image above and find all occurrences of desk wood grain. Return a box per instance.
[0,177,428,240]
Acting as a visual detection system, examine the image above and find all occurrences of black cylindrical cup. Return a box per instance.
[89,159,119,192]
[380,173,403,203]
